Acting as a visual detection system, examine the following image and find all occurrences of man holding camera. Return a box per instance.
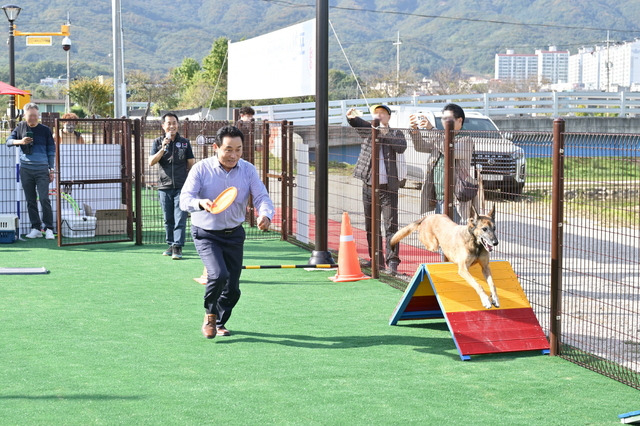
[6,103,56,239]
[347,104,407,275]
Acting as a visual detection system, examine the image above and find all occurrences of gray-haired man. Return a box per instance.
[6,103,56,239]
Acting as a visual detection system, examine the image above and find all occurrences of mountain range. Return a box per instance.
[2,0,639,85]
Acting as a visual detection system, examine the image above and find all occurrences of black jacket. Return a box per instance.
[150,133,195,189]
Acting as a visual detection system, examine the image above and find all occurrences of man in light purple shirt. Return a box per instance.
[180,125,274,339]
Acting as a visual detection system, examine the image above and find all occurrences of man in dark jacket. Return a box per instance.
[6,103,56,239]
[149,112,195,259]
[347,104,407,275]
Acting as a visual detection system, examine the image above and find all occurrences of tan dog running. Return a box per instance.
[390,205,499,309]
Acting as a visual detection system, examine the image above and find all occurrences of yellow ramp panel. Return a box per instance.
[413,278,436,297]
[426,261,530,313]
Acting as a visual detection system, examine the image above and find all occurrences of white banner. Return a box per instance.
[228,19,316,100]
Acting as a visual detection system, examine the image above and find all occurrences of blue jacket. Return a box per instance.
[6,121,55,170]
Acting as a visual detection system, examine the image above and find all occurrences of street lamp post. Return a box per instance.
[62,35,71,112]
[2,4,21,129]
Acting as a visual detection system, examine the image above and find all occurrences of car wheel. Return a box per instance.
[504,181,524,200]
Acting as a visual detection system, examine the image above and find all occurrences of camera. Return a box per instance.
[61,36,71,52]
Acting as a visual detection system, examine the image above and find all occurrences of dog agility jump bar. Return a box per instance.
[242,264,336,269]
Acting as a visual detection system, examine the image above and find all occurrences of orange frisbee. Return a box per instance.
[208,186,238,214]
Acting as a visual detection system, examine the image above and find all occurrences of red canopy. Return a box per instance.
[0,81,29,95]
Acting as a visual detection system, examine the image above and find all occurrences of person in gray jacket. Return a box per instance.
[409,103,476,223]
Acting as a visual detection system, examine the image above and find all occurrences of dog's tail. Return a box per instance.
[390,217,426,249]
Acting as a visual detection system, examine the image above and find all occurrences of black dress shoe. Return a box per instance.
[216,326,231,336]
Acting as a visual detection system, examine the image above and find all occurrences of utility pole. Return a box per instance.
[308,0,334,266]
[112,0,126,117]
[63,13,71,113]
[393,31,402,96]
[606,31,611,92]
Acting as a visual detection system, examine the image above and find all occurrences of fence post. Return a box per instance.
[483,93,490,116]
[620,91,627,117]
[132,118,143,245]
[261,121,270,191]
[281,120,288,241]
[371,119,380,278]
[550,118,565,356]
[443,119,455,220]
[552,91,559,117]
[287,121,295,238]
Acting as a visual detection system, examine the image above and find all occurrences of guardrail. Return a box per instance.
[252,91,640,125]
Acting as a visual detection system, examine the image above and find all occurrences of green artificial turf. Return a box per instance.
[0,238,638,425]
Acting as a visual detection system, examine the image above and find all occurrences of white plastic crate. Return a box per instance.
[0,214,18,243]
[61,215,97,238]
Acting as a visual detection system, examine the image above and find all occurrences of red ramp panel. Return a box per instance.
[447,309,550,357]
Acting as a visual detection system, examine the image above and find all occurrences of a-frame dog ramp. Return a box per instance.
[390,261,550,360]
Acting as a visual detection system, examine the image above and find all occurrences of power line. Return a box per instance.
[257,0,640,34]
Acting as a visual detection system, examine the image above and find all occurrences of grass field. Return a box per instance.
[1,238,638,425]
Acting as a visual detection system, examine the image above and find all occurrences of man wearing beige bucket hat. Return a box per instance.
[346,104,406,276]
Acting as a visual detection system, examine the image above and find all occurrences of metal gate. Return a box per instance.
[55,118,134,246]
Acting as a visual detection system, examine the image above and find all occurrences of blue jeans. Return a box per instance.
[20,166,53,231]
[158,188,188,247]
[434,200,461,224]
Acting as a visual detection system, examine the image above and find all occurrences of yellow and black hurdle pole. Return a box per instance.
[242,264,336,270]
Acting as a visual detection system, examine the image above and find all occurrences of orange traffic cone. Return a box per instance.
[329,212,371,282]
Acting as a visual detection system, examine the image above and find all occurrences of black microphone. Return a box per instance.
[164,132,171,152]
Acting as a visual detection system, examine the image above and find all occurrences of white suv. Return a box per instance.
[390,106,526,195]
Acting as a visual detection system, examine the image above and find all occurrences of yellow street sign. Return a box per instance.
[16,92,31,109]
[26,36,52,46]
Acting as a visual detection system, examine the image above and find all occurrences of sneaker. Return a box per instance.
[162,247,172,256]
[172,246,183,260]
[44,229,55,240]
[25,229,43,239]
[385,261,400,276]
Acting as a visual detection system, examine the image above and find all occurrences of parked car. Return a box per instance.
[389,106,526,195]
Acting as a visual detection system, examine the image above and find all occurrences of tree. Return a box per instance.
[68,77,113,117]
[169,37,228,110]
[198,37,228,109]
[171,57,201,91]
[429,66,467,95]
[177,73,217,110]
[201,37,228,83]
[127,70,179,115]
[329,69,360,100]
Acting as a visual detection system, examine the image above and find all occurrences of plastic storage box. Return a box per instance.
[61,215,97,238]
[0,214,19,243]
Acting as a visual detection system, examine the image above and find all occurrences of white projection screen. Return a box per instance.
[228,19,316,100]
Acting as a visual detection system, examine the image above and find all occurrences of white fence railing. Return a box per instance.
[252,91,640,125]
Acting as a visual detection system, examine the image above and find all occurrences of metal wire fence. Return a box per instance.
[286,122,640,389]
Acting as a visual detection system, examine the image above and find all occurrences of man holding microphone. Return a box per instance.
[149,112,195,259]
